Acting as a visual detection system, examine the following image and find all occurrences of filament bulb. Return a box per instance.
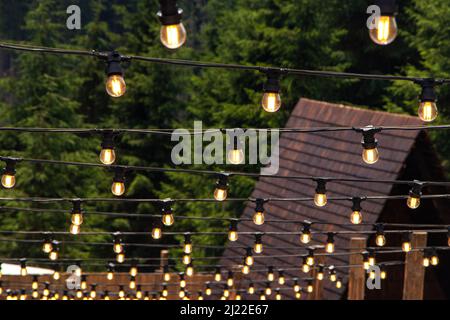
[1,174,15,188]
[242,265,250,275]
[418,101,438,122]
[228,149,244,165]
[111,181,125,196]
[253,211,265,225]
[99,148,116,165]
[407,196,420,209]
[369,16,397,45]
[160,23,187,49]
[162,213,174,226]
[350,211,362,225]
[152,226,162,240]
[69,224,80,235]
[326,242,335,254]
[71,213,83,226]
[402,241,412,252]
[261,92,281,112]
[254,242,263,254]
[107,272,114,280]
[362,148,379,164]
[314,193,327,207]
[228,230,238,242]
[214,188,227,201]
[106,75,126,98]
[376,234,386,247]
[116,252,125,263]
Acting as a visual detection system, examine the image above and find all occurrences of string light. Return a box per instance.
[402,232,412,252]
[253,233,263,254]
[129,260,138,277]
[358,126,381,164]
[107,262,115,280]
[228,132,244,165]
[278,270,285,285]
[111,168,126,196]
[118,286,125,298]
[265,282,272,296]
[314,179,327,207]
[99,132,117,165]
[336,278,343,289]
[423,249,431,267]
[161,201,174,226]
[261,71,282,112]
[300,221,312,244]
[253,198,266,225]
[53,264,60,280]
[214,174,229,201]
[267,266,275,281]
[227,271,234,287]
[275,289,282,300]
[81,275,87,290]
[182,253,191,265]
[183,233,192,254]
[70,200,83,235]
[306,281,314,293]
[375,224,386,247]
[20,289,27,300]
[326,232,335,253]
[197,291,204,300]
[180,273,186,288]
[329,269,337,282]
[32,276,39,290]
[116,250,125,263]
[235,291,242,300]
[242,262,250,275]
[20,258,27,276]
[418,79,438,122]
[306,249,315,266]
[163,265,171,281]
[129,276,136,289]
[214,267,222,282]
[90,284,97,299]
[407,182,423,209]
[302,257,311,273]
[430,248,439,266]
[157,0,187,49]
[228,220,238,242]
[162,284,168,297]
[295,291,302,299]
[380,265,387,280]
[350,197,363,225]
[105,51,126,98]
[259,290,266,300]
[151,220,163,239]
[1,159,16,189]
[248,282,255,294]
[293,278,301,293]
[369,0,398,45]
[136,285,143,299]
[43,282,50,297]
[113,232,124,254]
[42,233,53,254]
[186,262,194,277]
[49,241,59,261]
[205,283,212,296]
[245,247,254,266]
[317,265,325,281]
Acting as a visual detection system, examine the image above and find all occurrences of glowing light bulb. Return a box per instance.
[253,211,265,225]
[205,285,212,296]
[53,271,60,280]
[267,267,274,281]
[242,264,250,275]
[407,195,420,209]
[162,212,174,226]
[326,233,335,253]
[49,250,58,261]
[1,174,15,188]
[214,188,227,201]
[228,221,238,242]
[183,234,192,254]
[182,254,191,265]
[99,148,116,165]
[254,242,263,254]
[186,264,194,277]
[423,256,430,267]
[362,148,379,164]
[106,74,126,98]
[302,263,310,273]
[71,213,83,226]
[431,255,439,266]
[42,240,53,254]
[314,192,327,207]
[116,252,125,263]
[111,181,125,196]
[248,283,255,294]
[160,23,186,49]
[295,292,302,299]
[336,279,342,289]
[245,254,254,266]
[130,266,138,277]
[369,15,397,45]
[214,175,229,201]
[402,241,411,252]
[418,101,438,122]
[228,148,244,165]
[376,234,386,247]
[350,210,362,224]
[307,283,314,293]
[107,272,114,280]
[261,92,281,113]
[113,241,123,254]
[70,224,80,235]
[152,224,162,240]
[214,269,222,282]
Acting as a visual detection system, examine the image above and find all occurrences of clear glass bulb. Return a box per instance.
[182,254,191,265]
[265,287,272,296]
[184,243,192,254]
[402,242,411,252]
[336,280,342,289]
[418,101,438,122]
[350,211,362,225]
[106,75,126,98]
[245,256,254,266]
[407,196,420,209]
[362,148,379,164]
[317,272,324,281]
[164,273,171,282]
[295,292,301,299]
[21,267,27,276]
[111,182,125,196]
[279,277,285,285]
[49,251,58,261]
[99,148,116,165]
[116,253,125,263]
[253,211,265,225]
[1,174,15,188]
[261,92,281,112]
[162,213,174,226]
[306,256,314,266]
[107,272,114,280]
[431,256,439,266]
[228,231,238,242]
[369,16,398,45]
[228,149,244,165]
[205,288,212,296]
[42,242,53,254]
[376,235,386,247]
[302,264,310,273]
[423,257,430,267]
[267,273,274,282]
[248,286,255,294]
[214,188,227,201]
[307,285,313,293]
[130,267,138,277]
[381,271,387,279]
[113,243,123,254]
[152,227,162,240]
[254,243,263,254]
[186,266,194,277]
[70,224,80,235]
[326,242,335,253]
[71,213,83,226]
[160,23,187,49]
[214,273,221,282]
[242,265,250,274]
[300,233,311,244]
[129,281,136,290]
[314,193,327,207]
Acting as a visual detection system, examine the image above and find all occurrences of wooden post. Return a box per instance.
[310,251,325,300]
[158,250,169,272]
[403,232,427,300]
[347,237,366,300]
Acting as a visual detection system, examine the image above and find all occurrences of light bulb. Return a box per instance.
[295,292,302,299]
[214,272,222,282]
[152,226,162,240]
[71,213,83,226]
[302,263,310,273]
[113,242,123,254]
[253,211,265,225]
[160,23,186,49]
[294,283,301,293]
[184,243,192,254]
[330,272,337,282]
[111,181,125,196]
[228,149,244,165]
[307,284,314,293]
[326,242,335,254]
[362,148,379,164]
[254,242,263,254]
[314,192,327,207]
[205,287,212,296]
[381,270,387,280]
[407,195,420,209]
[248,284,255,294]
[402,241,411,252]
[336,279,342,289]
[242,265,250,275]
[267,268,274,281]
[261,92,281,112]
[431,255,439,266]
[182,254,191,265]
[42,241,53,254]
[116,252,125,263]
[99,148,116,165]
[306,255,315,266]
[164,272,171,282]
[245,255,254,266]
[107,272,114,280]
[70,224,80,235]
[279,275,285,285]
[228,230,238,242]
[162,213,174,226]
[32,278,38,290]
[300,232,311,244]
[265,286,272,296]
[214,188,227,201]
[235,293,242,300]
[423,257,430,267]
[350,210,362,225]
[106,75,126,98]
[130,266,138,277]
[186,265,194,277]
[418,101,438,122]
[376,234,386,247]
[49,250,58,261]
[1,174,15,188]
[129,279,136,290]
[369,16,397,45]
[317,271,324,281]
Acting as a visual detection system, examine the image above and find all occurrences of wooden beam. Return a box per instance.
[347,237,366,300]
[158,249,169,272]
[403,231,427,300]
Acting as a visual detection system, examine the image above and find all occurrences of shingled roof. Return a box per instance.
[220,98,447,300]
